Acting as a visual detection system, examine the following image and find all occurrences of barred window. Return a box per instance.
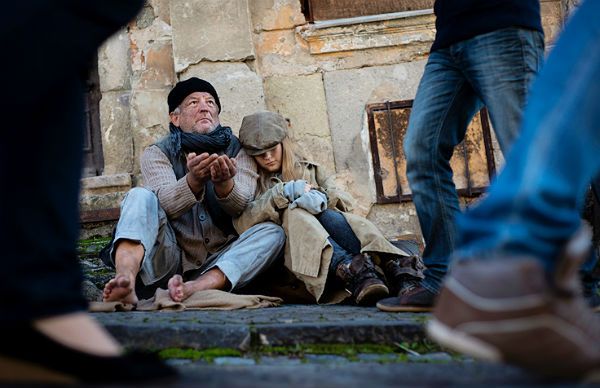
[367,100,496,204]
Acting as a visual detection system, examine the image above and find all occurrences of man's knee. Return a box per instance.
[122,187,157,206]
[250,222,285,245]
[120,187,161,218]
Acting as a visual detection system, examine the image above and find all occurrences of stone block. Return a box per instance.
[81,173,132,194]
[182,62,266,133]
[366,203,422,241]
[171,0,254,72]
[256,29,431,78]
[295,135,335,173]
[129,18,173,82]
[250,0,306,32]
[255,29,318,77]
[264,73,334,170]
[264,74,330,137]
[541,0,565,45]
[298,13,435,55]
[130,90,170,130]
[100,92,133,175]
[98,29,132,92]
[79,174,131,231]
[331,170,368,217]
[135,5,155,29]
[134,41,176,90]
[130,89,171,173]
[79,191,128,212]
[150,0,171,24]
[323,61,426,206]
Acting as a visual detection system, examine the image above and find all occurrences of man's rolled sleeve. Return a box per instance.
[141,145,200,219]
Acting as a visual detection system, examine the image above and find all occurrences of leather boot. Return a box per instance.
[336,253,389,305]
[382,254,426,296]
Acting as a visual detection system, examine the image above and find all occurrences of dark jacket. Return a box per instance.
[431,0,543,51]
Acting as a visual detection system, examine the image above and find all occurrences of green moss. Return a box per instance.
[159,347,242,363]
[78,236,111,246]
[373,354,409,364]
[90,267,114,277]
[159,348,203,361]
[158,341,455,365]
[412,314,431,325]
[255,343,452,364]
[77,236,111,256]
[394,339,444,354]
[258,343,398,360]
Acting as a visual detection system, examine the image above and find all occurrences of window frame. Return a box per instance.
[367,100,497,204]
[302,0,435,23]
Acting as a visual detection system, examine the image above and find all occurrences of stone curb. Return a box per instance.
[92,306,428,351]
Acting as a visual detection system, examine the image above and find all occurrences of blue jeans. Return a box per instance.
[454,0,600,273]
[316,209,362,270]
[404,27,545,293]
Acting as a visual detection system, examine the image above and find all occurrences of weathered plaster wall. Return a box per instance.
[82,0,569,241]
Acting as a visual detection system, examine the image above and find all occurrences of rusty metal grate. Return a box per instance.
[367,100,496,204]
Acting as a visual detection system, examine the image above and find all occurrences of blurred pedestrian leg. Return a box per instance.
[428,0,600,380]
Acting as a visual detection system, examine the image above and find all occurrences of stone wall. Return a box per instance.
[81,0,568,241]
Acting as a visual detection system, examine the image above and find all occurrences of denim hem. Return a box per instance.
[204,262,238,292]
[420,277,440,295]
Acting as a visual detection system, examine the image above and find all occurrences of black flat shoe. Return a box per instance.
[0,324,177,384]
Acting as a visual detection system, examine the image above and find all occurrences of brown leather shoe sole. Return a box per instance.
[426,319,501,361]
[376,296,433,312]
[355,283,389,306]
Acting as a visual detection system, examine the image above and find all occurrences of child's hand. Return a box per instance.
[289,190,327,215]
[283,180,308,201]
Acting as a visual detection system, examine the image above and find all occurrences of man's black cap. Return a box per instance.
[167,77,221,113]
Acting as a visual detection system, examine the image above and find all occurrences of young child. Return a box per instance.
[235,111,424,305]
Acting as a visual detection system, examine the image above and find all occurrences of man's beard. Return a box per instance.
[193,120,219,134]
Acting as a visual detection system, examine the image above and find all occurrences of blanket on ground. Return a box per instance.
[89,288,283,312]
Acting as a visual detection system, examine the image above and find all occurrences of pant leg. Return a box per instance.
[404,49,482,294]
[316,209,362,254]
[460,27,545,152]
[0,1,143,324]
[201,222,285,290]
[108,187,181,288]
[315,209,373,272]
[455,0,600,271]
[327,238,357,272]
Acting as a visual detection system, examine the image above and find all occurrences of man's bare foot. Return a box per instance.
[168,269,229,302]
[102,274,138,304]
[168,275,189,302]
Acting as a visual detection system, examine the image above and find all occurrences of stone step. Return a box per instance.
[92,305,428,351]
